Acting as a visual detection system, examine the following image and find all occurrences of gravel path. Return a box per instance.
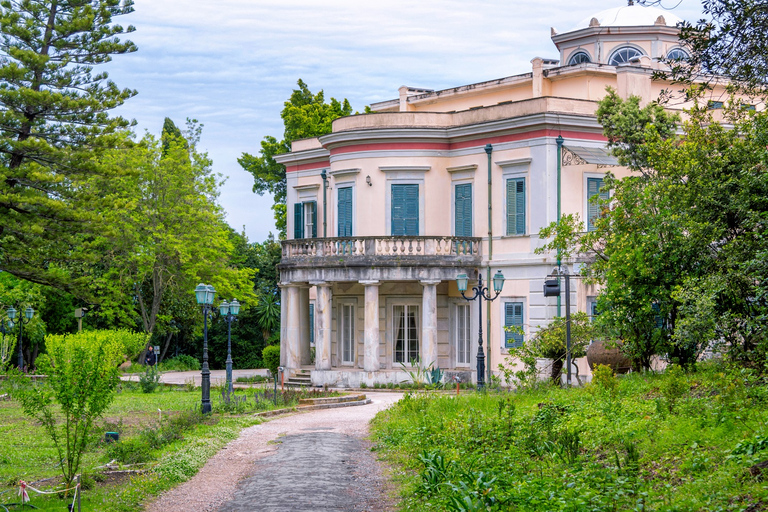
[143,392,402,512]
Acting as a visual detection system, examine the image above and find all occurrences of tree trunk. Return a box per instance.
[550,358,564,386]
[159,332,173,363]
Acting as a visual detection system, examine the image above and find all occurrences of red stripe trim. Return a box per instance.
[285,161,330,173]
[326,129,606,156]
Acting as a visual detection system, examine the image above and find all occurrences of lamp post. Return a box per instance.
[7,306,34,372]
[456,270,505,390]
[219,299,241,394]
[0,315,14,367]
[194,283,216,414]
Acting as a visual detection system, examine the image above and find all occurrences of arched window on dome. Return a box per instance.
[666,47,690,61]
[568,51,591,66]
[608,46,644,66]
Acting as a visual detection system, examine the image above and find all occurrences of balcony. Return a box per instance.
[279,236,482,284]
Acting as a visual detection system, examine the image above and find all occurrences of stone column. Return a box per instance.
[299,286,311,365]
[279,284,288,367]
[283,284,301,370]
[420,280,440,369]
[360,280,381,372]
[312,282,332,370]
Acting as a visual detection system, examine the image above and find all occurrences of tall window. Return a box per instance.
[587,297,599,322]
[568,51,591,65]
[293,201,317,239]
[587,177,609,231]
[454,183,472,237]
[455,304,471,365]
[504,302,524,349]
[340,304,355,364]
[338,187,353,236]
[391,184,419,236]
[394,305,419,363]
[506,178,525,235]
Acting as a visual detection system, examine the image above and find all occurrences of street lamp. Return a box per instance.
[219,298,241,394]
[456,270,505,390]
[194,283,216,414]
[6,306,34,372]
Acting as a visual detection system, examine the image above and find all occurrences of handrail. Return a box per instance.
[282,236,481,259]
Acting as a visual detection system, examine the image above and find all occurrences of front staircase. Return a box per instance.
[285,369,312,387]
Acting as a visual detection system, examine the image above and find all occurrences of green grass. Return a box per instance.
[0,383,261,511]
[370,361,768,511]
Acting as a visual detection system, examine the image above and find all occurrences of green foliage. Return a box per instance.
[159,354,200,372]
[660,364,689,412]
[239,79,353,235]
[0,0,137,290]
[262,344,280,375]
[14,329,146,487]
[371,361,768,511]
[139,365,161,393]
[528,312,594,385]
[590,364,617,397]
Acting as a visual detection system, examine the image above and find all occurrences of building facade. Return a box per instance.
[274,3,723,387]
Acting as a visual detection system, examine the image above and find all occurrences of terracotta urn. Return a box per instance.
[586,339,632,374]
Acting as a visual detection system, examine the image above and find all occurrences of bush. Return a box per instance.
[159,354,200,372]
[262,345,280,375]
[139,365,161,393]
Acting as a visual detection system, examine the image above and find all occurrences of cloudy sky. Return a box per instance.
[106,0,706,243]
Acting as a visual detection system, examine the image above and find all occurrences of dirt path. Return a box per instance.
[143,392,401,512]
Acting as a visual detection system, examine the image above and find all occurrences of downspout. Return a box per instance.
[485,144,493,385]
[556,135,564,318]
[320,170,328,237]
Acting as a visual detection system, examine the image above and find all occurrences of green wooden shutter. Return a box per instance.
[338,187,353,236]
[455,183,472,237]
[294,202,304,239]
[587,178,608,231]
[505,302,524,348]
[307,201,317,238]
[392,184,419,236]
[506,178,525,235]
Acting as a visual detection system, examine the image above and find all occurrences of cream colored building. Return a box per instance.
[274,3,728,387]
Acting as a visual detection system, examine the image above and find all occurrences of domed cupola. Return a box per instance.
[551,1,687,68]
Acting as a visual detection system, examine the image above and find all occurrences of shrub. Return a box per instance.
[15,329,148,487]
[661,364,688,411]
[262,345,280,376]
[592,364,618,396]
[139,365,162,393]
[159,354,200,372]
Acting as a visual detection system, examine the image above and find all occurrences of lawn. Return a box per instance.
[370,361,768,511]
[0,381,327,511]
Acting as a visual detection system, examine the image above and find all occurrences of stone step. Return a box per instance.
[298,394,366,406]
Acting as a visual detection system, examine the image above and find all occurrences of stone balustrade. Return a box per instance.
[282,236,481,260]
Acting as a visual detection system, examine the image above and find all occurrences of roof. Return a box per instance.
[569,4,684,32]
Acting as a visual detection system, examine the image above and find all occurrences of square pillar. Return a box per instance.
[420,280,440,369]
[312,282,332,370]
[360,280,381,372]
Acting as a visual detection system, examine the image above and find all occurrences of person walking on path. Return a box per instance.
[145,345,157,366]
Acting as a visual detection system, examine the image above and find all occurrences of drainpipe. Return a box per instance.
[320,170,328,237]
[485,144,493,385]
[555,135,564,318]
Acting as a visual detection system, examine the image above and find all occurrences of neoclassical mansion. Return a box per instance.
[274,3,724,387]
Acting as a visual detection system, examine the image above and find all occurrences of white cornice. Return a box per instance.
[379,166,430,173]
[293,183,320,191]
[274,147,329,165]
[446,164,478,174]
[329,168,361,179]
[495,157,532,168]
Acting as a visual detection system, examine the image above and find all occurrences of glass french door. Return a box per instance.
[394,305,419,364]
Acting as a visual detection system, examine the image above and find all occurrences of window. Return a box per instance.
[666,48,689,61]
[587,177,609,232]
[391,184,419,236]
[504,302,524,349]
[608,46,644,66]
[454,183,472,237]
[309,303,315,345]
[293,201,317,239]
[455,304,471,365]
[708,101,724,110]
[337,186,353,236]
[506,178,525,235]
[340,303,355,364]
[568,51,591,65]
[587,297,599,322]
[394,305,419,363]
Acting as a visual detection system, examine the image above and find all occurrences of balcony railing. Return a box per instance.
[282,236,481,260]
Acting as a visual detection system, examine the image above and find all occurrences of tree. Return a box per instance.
[528,312,594,385]
[93,120,256,348]
[0,0,137,289]
[15,329,147,488]
[651,0,768,96]
[239,79,353,236]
